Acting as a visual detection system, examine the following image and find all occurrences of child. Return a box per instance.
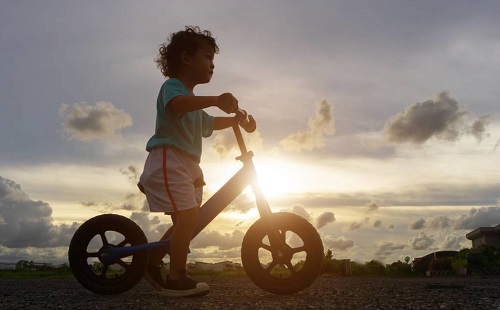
[138,26,256,297]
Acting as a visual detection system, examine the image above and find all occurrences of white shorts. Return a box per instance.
[139,147,204,214]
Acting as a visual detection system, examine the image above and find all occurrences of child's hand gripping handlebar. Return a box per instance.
[236,108,257,133]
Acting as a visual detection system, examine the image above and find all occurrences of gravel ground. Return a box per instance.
[1,275,499,310]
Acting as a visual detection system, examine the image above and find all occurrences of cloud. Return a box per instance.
[439,234,466,250]
[409,218,425,230]
[59,101,132,141]
[129,212,170,242]
[315,212,335,229]
[428,215,452,230]
[280,100,335,152]
[374,242,406,261]
[347,217,369,230]
[469,115,491,141]
[191,230,245,250]
[384,92,491,144]
[0,176,79,248]
[364,201,379,213]
[323,235,354,251]
[120,165,140,184]
[453,206,500,229]
[212,128,263,158]
[409,232,435,250]
[227,194,255,213]
[285,204,312,222]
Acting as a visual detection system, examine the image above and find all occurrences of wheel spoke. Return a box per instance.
[259,242,273,252]
[116,259,130,270]
[265,260,278,273]
[116,239,129,248]
[291,246,306,254]
[86,252,99,258]
[99,232,109,246]
[279,230,287,244]
[285,261,297,275]
[99,264,109,278]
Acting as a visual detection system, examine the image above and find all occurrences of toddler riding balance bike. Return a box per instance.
[68,109,324,295]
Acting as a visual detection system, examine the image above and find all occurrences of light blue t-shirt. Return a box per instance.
[146,78,214,162]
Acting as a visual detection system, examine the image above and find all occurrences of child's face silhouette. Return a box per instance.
[188,42,215,85]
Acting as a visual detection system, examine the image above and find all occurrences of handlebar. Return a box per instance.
[235,108,256,133]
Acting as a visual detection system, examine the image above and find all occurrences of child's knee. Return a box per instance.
[175,207,199,229]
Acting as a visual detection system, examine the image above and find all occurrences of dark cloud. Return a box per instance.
[409,218,425,230]
[364,201,379,213]
[280,100,335,152]
[0,176,79,248]
[324,235,354,251]
[347,217,369,231]
[374,242,406,261]
[120,165,140,184]
[469,115,491,141]
[453,206,500,230]
[384,92,491,144]
[373,220,382,228]
[315,212,335,229]
[59,101,132,141]
[409,232,435,250]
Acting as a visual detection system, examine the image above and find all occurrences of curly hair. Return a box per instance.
[155,26,219,78]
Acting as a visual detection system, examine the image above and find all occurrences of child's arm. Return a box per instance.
[169,93,237,114]
[214,115,257,132]
[213,117,238,130]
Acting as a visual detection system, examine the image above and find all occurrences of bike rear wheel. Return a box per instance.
[68,214,148,295]
[241,212,324,294]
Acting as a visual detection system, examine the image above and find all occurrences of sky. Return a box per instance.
[1,0,499,266]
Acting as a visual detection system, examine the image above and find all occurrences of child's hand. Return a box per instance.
[217,93,238,114]
[240,114,257,133]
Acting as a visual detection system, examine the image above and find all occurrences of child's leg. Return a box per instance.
[168,207,199,280]
[148,225,174,265]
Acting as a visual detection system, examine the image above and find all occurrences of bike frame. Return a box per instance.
[99,123,273,264]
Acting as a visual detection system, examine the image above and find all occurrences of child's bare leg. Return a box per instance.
[148,225,174,265]
[168,207,199,280]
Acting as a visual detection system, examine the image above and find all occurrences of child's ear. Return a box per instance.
[180,51,192,66]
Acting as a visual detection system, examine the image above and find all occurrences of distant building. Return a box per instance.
[170,261,243,272]
[466,224,500,249]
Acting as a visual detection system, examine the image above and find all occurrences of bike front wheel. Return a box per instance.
[241,212,324,294]
[68,214,148,295]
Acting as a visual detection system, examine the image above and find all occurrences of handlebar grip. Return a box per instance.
[235,108,256,133]
[236,108,250,127]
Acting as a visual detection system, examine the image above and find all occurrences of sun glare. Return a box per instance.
[253,157,304,198]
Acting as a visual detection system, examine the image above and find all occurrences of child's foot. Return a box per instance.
[144,263,166,291]
[162,272,210,297]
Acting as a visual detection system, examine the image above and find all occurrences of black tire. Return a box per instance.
[241,212,324,294]
[68,214,148,295]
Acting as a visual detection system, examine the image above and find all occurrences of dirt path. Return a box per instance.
[1,276,499,309]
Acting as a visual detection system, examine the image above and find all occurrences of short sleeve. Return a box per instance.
[201,111,214,137]
[161,79,189,108]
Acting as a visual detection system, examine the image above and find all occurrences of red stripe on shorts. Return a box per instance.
[162,147,178,212]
